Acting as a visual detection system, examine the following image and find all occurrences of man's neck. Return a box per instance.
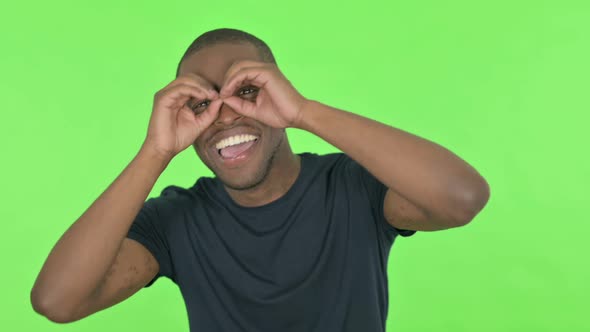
[224,152,301,207]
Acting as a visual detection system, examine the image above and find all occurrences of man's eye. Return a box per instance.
[189,100,210,112]
[238,86,258,96]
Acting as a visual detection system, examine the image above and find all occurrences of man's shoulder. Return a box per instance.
[301,151,348,165]
[151,176,215,203]
[304,151,360,171]
[298,152,359,185]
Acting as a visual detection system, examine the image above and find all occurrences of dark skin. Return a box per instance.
[179,42,490,229]
[31,40,490,325]
[178,43,301,207]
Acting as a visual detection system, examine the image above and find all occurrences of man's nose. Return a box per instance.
[214,102,243,126]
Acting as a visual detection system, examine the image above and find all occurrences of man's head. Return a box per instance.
[176,28,292,191]
[176,28,276,78]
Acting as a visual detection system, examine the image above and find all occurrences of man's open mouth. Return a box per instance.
[215,134,259,160]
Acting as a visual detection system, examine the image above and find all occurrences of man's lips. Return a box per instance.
[209,128,259,151]
[211,137,260,168]
[204,129,259,164]
[215,134,259,151]
[218,139,258,159]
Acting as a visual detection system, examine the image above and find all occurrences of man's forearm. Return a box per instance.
[31,146,170,318]
[295,100,489,220]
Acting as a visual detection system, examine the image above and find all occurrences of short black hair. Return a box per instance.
[175,28,276,77]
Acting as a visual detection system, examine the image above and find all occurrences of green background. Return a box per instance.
[1,0,588,331]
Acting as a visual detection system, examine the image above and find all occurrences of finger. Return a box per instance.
[222,60,266,86]
[220,67,269,98]
[164,74,219,100]
[157,83,210,101]
[165,82,218,101]
[222,96,257,119]
[156,84,212,110]
[205,98,224,116]
[195,98,223,129]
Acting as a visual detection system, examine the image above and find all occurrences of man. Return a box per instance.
[31,28,490,331]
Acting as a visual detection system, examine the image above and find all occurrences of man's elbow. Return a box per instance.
[31,288,77,324]
[454,179,491,226]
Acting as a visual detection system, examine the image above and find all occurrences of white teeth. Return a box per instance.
[215,134,259,150]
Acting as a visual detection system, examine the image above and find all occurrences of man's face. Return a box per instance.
[177,43,285,190]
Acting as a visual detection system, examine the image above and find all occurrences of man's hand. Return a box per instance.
[219,60,309,129]
[142,73,223,161]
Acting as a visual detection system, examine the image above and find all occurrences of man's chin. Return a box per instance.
[214,160,272,191]
[206,141,279,192]
[219,175,265,191]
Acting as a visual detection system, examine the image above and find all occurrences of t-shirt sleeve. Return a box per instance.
[126,195,175,287]
[340,154,417,239]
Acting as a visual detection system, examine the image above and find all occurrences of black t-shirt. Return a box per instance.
[127,152,416,332]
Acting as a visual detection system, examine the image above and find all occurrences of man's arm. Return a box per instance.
[216,61,489,230]
[295,100,490,231]
[31,74,223,323]
[30,147,168,323]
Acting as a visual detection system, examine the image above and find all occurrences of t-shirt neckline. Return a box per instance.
[214,152,311,212]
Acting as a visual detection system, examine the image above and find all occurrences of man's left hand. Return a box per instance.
[219,60,309,129]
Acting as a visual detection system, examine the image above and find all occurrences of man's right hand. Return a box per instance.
[142,74,222,161]
[31,73,225,323]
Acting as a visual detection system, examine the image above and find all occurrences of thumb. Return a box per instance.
[223,96,257,118]
[194,99,222,130]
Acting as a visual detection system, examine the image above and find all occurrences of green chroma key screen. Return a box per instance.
[1,0,588,331]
